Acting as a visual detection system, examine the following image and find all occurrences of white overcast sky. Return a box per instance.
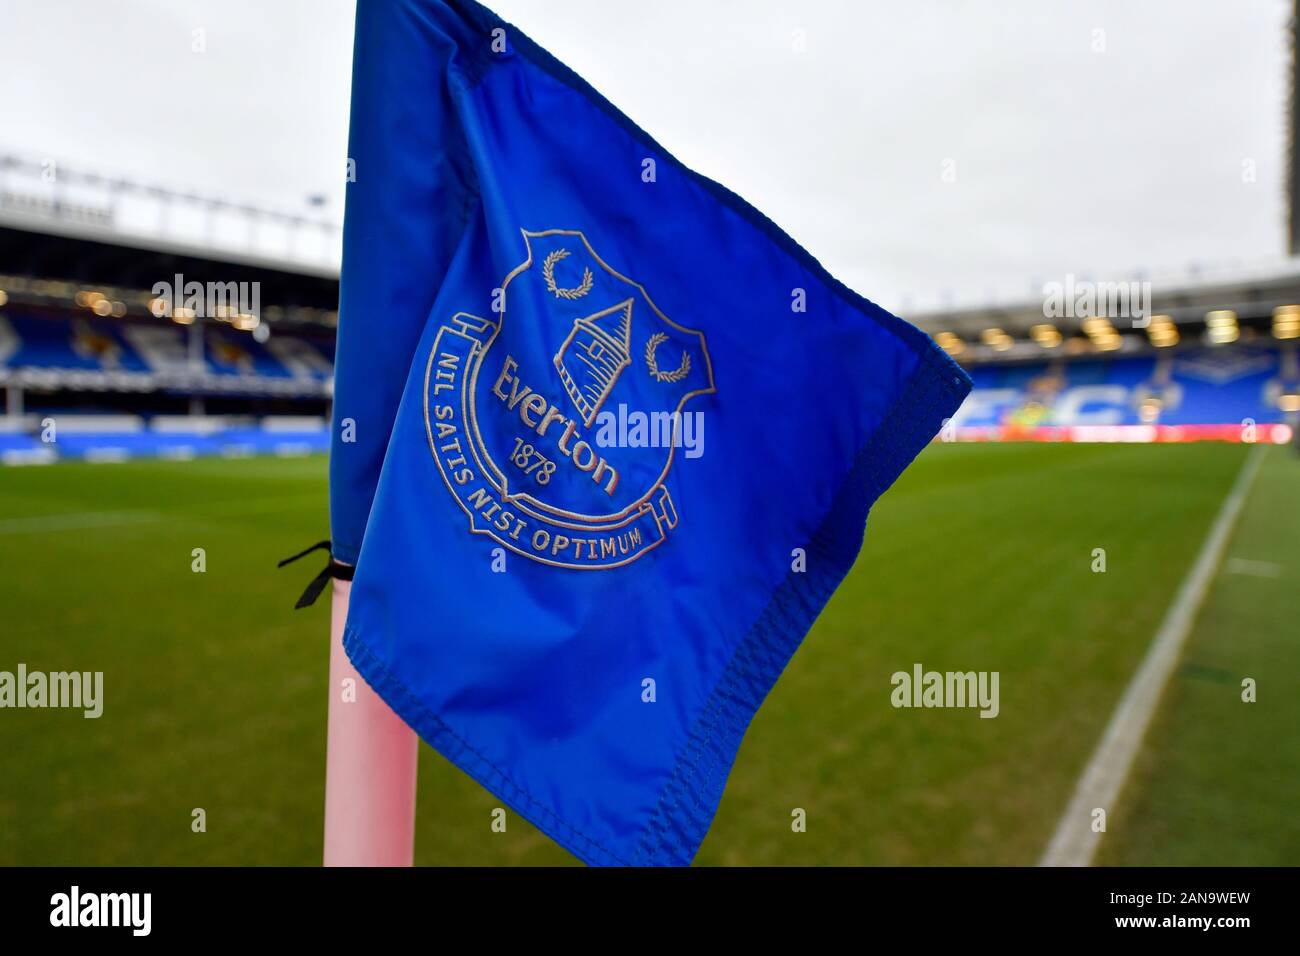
[0,0,1290,313]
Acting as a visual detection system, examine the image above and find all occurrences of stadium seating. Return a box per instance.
[951,345,1299,441]
[4,311,1297,462]
[0,312,333,463]
[0,312,334,386]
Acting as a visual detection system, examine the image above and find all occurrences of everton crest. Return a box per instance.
[423,229,716,569]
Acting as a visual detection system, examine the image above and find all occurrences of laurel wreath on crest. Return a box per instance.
[541,249,594,300]
[645,332,691,383]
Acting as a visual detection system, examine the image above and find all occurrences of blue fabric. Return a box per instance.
[331,0,971,865]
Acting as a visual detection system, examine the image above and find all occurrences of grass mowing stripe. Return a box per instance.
[0,511,164,535]
[1038,445,1266,867]
[0,495,323,537]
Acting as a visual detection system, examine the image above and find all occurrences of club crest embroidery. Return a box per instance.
[424,229,716,569]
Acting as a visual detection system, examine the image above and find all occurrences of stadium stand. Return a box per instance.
[1,153,1297,464]
[4,276,1300,462]
[953,346,1299,442]
[916,269,1300,446]
[0,311,332,464]
[0,312,333,391]
[0,160,340,466]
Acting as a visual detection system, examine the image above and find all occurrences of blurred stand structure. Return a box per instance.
[0,153,341,464]
[0,150,1296,466]
[0,152,340,276]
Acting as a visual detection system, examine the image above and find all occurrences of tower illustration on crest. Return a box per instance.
[553,298,634,427]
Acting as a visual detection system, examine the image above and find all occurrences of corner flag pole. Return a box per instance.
[323,577,419,866]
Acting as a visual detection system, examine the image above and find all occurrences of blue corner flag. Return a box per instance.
[330,0,971,866]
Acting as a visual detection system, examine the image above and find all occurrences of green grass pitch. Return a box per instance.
[0,441,1294,865]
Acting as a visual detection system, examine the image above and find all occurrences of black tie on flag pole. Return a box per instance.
[278,540,354,610]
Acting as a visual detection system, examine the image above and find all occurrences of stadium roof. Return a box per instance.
[910,261,1300,336]
[910,261,1300,365]
[0,153,340,280]
[0,156,340,333]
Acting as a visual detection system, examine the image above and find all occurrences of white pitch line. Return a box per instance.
[1039,443,1267,867]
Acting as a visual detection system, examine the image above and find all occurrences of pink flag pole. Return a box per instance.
[323,577,419,866]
